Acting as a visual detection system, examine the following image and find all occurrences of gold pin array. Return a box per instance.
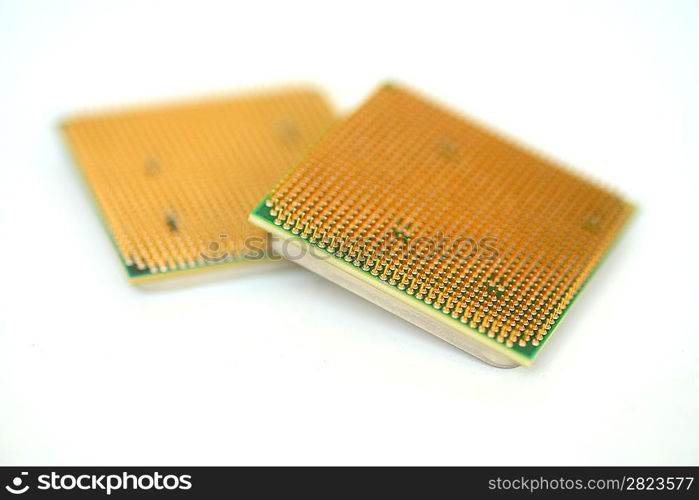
[266,85,633,352]
[63,88,334,281]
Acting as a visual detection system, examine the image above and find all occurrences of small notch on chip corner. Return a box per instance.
[165,211,179,232]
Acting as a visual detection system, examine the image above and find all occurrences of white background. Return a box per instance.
[1,0,697,465]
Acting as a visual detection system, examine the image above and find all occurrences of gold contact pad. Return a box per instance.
[268,85,633,351]
[64,89,334,277]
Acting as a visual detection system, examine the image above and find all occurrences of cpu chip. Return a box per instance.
[63,88,334,283]
[250,84,634,367]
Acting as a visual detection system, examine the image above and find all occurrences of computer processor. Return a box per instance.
[249,84,634,367]
[63,87,334,283]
